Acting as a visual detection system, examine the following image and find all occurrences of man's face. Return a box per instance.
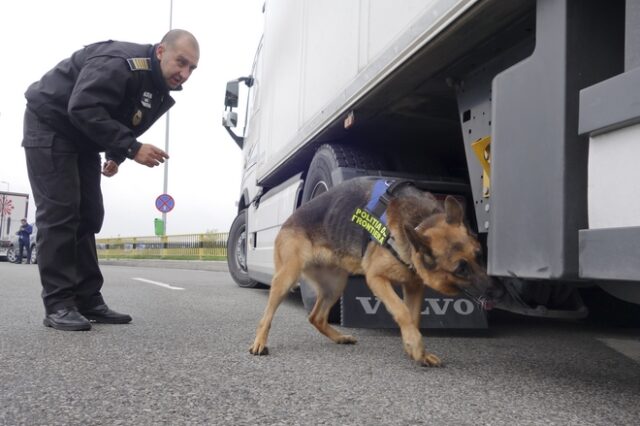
[156,37,199,90]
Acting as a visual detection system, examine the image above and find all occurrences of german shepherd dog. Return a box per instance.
[249,177,494,366]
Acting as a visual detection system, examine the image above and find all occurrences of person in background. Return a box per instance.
[14,218,33,264]
[22,29,199,331]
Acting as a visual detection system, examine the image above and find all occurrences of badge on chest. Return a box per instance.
[133,91,154,126]
[132,109,143,127]
[141,91,153,109]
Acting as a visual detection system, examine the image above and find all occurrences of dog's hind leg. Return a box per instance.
[306,268,357,345]
[249,265,301,355]
[249,230,306,356]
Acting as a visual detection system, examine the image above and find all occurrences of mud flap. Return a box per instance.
[340,276,488,329]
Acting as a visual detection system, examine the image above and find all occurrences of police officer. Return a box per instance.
[22,29,199,331]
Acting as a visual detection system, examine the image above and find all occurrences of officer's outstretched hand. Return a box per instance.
[134,144,169,168]
[102,160,119,177]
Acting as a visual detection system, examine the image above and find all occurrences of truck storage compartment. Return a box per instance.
[489,0,624,280]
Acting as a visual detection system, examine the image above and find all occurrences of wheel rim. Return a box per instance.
[310,180,329,199]
[234,226,248,272]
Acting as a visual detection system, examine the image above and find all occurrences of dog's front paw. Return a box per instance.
[421,352,442,367]
[249,343,269,356]
[336,335,357,345]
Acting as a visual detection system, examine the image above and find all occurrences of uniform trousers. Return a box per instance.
[23,109,106,314]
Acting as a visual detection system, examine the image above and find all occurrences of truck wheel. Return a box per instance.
[6,247,16,263]
[301,143,386,204]
[227,210,261,288]
[30,244,37,264]
[299,144,385,321]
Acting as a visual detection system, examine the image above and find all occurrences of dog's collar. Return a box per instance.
[352,179,416,271]
[386,236,415,272]
[366,179,414,222]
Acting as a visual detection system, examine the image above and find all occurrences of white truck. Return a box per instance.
[223,0,640,327]
[0,191,30,260]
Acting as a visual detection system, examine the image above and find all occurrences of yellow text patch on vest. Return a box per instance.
[127,58,151,71]
[351,207,389,245]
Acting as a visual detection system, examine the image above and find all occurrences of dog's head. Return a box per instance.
[404,196,495,309]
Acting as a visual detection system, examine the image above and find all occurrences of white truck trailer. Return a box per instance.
[0,191,29,260]
[222,0,640,327]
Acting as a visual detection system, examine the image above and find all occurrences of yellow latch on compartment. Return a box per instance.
[471,136,491,197]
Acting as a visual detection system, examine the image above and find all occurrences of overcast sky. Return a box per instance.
[0,0,263,237]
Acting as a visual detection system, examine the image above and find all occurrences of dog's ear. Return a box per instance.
[403,224,435,266]
[445,196,463,225]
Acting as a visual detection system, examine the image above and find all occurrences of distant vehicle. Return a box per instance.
[4,223,37,264]
[0,191,30,261]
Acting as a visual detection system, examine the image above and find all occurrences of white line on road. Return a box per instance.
[598,337,640,364]
[132,277,185,290]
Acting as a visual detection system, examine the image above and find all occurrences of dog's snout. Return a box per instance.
[485,282,504,301]
[459,272,501,311]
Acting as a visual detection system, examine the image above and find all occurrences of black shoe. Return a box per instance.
[79,304,132,324]
[43,308,91,331]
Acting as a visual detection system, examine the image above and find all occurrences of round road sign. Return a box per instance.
[155,194,175,213]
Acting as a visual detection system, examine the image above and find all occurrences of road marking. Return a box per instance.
[598,338,640,363]
[132,277,185,290]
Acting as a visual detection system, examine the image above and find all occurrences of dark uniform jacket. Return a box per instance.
[24,40,177,164]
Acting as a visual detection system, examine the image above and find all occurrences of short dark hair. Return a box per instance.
[160,29,199,52]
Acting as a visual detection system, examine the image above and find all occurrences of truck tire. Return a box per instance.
[301,144,386,204]
[227,210,261,288]
[299,144,385,321]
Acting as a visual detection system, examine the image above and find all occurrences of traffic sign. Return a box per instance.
[155,194,175,213]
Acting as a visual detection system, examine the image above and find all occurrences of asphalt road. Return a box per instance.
[1,261,639,425]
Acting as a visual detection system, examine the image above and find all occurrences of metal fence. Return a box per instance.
[96,233,229,260]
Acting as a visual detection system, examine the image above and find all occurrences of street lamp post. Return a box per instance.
[162,0,173,235]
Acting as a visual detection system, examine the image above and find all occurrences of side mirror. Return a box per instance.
[222,111,238,128]
[222,76,254,149]
[222,110,243,148]
[224,81,240,108]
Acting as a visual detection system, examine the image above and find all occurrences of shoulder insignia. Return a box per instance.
[127,57,151,71]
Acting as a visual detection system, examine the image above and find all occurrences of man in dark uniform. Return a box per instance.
[22,29,199,331]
